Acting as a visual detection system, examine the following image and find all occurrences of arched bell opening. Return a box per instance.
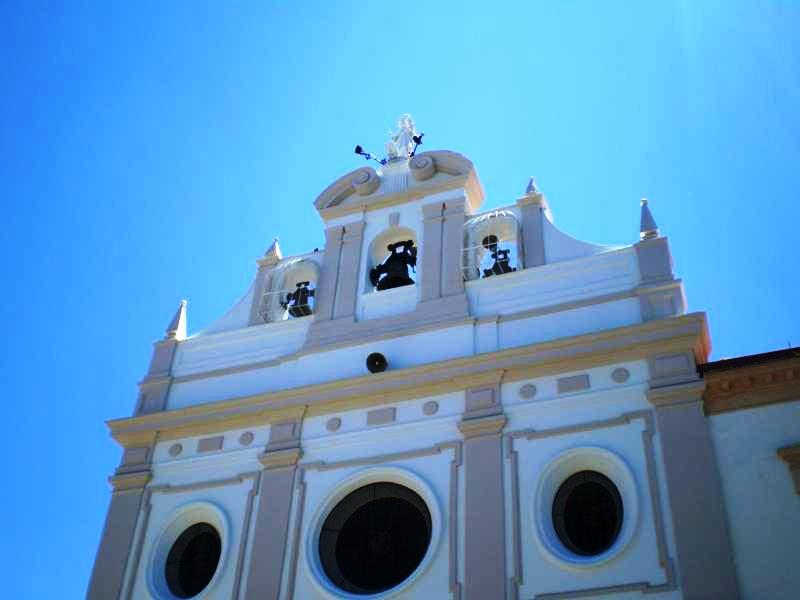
[366,227,419,293]
[463,210,523,281]
[259,258,320,322]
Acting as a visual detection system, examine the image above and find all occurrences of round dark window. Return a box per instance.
[165,523,222,598]
[320,482,432,594]
[552,471,623,556]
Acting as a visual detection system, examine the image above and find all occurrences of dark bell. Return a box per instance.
[366,352,388,373]
[482,234,499,250]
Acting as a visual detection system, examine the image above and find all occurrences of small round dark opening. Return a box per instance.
[165,523,221,598]
[552,471,623,556]
[320,482,431,594]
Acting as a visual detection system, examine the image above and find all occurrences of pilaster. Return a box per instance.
[419,202,443,302]
[441,197,466,297]
[244,416,304,600]
[87,435,155,600]
[516,192,547,268]
[313,226,344,322]
[332,220,366,320]
[647,365,739,599]
[458,385,507,600]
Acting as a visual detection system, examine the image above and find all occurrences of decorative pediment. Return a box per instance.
[313,150,484,220]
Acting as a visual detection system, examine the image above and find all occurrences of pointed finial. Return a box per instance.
[525,177,540,195]
[640,198,659,241]
[258,237,282,267]
[165,300,187,341]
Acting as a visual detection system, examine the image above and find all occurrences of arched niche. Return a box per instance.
[259,258,321,322]
[365,226,419,293]
[463,210,523,281]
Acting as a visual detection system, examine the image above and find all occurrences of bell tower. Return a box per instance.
[89,115,750,600]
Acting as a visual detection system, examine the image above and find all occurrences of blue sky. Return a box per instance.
[2,2,799,597]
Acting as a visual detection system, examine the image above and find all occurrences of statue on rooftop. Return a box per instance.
[385,114,418,161]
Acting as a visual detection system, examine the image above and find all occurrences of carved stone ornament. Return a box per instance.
[422,400,439,416]
[410,154,435,181]
[168,443,183,457]
[519,383,537,399]
[352,167,380,196]
[326,417,342,432]
[239,431,254,446]
[611,368,631,383]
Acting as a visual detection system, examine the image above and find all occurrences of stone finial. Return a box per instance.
[640,198,659,241]
[525,177,540,195]
[165,300,187,341]
[258,237,282,267]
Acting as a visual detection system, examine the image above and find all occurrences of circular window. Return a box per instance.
[164,523,221,598]
[319,482,432,595]
[552,471,623,556]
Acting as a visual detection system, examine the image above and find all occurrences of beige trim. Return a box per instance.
[458,414,506,438]
[109,470,152,492]
[107,314,710,447]
[647,380,705,407]
[285,442,463,599]
[703,356,800,415]
[505,411,675,599]
[777,444,800,494]
[123,472,259,600]
[258,448,302,470]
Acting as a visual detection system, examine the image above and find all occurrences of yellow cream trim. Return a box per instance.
[107,313,709,447]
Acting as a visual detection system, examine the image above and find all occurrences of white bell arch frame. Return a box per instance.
[463,209,523,281]
[365,226,419,292]
[260,257,321,322]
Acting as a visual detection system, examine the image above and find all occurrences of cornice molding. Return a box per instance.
[647,381,705,407]
[703,357,800,415]
[106,313,709,447]
[108,470,151,491]
[258,448,302,470]
[458,414,507,438]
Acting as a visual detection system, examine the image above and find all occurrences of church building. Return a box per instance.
[88,116,800,600]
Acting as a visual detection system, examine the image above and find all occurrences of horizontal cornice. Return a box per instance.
[703,355,800,415]
[107,313,710,447]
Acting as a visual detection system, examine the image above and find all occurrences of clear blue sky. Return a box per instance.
[2,2,798,597]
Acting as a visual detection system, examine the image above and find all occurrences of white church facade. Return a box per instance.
[88,117,800,600]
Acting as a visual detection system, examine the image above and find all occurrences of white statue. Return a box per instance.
[385,114,418,160]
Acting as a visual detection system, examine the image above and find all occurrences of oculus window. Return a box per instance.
[319,482,431,594]
[164,523,221,598]
[552,471,623,556]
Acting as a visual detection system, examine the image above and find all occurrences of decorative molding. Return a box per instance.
[239,431,254,446]
[505,411,675,599]
[519,384,537,399]
[196,435,224,453]
[458,414,506,439]
[647,380,705,407]
[109,470,152,492]
[556,374,590,394]
[703,357,800,415]
[611,368,630,383]
[123,472,258,600]
[107,314,711,447]
[423,400,439,415]
[777,444,800,494]
[366,406,396,426]
[258,447,302,470]
[325,417,342,432]
[285,442,463,599]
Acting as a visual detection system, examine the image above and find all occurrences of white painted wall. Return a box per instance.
[709,400,800,600]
